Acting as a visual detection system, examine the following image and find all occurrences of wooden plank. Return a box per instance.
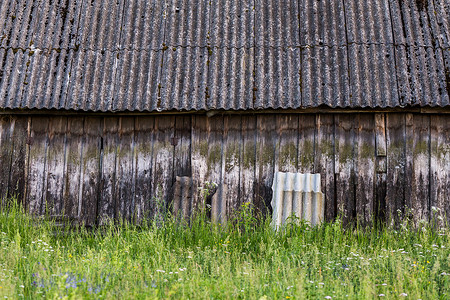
[8,117,28,204]
[0,116,14,202]
[375,113,387,157]
[115,117,135,222]
[207,116,224,223]
[151,116,175,223]
[276,115,298,172]
[430,115,449,226]
[298,114,315,173]
[98,117,119,224]
[26,116,49,215]
[386,113,406,225]
[44,116,67,216]
[404,114,414,219]
[62,117,84,222]
[375,173,387,223]
[222,115,241,221]
[355,114,375,225]
[134,116,154,222]
[239,115,256,208]
[79,117,102,227]
[334,114,356,224]
[254,114,277,217]
[191,115,209,212]
[174,115,192,177]
[314,114,335,221]
[172,115,192,218]
[407,114,430,224]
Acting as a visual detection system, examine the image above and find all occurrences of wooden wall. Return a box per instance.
[0,113,448,226]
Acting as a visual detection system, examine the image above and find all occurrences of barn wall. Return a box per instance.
[0,113,448,226]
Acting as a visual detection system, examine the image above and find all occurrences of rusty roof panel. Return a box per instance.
[209,0,254,48]
[255,0,299,47]
[120,0,167,51]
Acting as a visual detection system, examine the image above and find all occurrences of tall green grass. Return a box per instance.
[0,198,448,299]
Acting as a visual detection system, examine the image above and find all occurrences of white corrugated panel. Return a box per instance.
[271,172,324,229]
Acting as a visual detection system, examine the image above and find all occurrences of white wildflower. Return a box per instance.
[399,293,407,296]
[156,270,165,273]
[378,294,385,297]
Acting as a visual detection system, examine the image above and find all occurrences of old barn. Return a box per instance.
[0,0,448,226]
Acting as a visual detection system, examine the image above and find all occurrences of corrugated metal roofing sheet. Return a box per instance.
[271,172,324,228]
[0,0,448,112]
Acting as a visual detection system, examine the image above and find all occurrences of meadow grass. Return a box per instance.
[0,199,448,299]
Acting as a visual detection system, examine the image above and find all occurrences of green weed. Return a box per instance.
[0,198,448,299]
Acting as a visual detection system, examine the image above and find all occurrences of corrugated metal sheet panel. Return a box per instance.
[112,49,163,111]
[299,0,349,107]
[120,0,167,51]
[271,172,324,228]
[209,0,254,48]
[0,0,448,111]
[75,0,125,51]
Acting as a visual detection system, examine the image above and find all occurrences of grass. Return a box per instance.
[0,199,448,299]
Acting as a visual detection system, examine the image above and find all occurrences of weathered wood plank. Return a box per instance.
[174,115,192,177]
[0,116,14,202]
[386,113,406,225]
[335,114,356,224]
[255,114,277,217]
[314,114,335,221]
[298,114,315,173]
[80,117,102,226]
[207,116,224,223]
[134,116,154,222]
[355,114,375,225]
[151,116,175,223]
[98,117,118,224]
[172,115,192,218]
[430,115,449,225]
[191,115,209,212]
[375,172,387,223]
[276,115,298,172]
[239,115,256,209]
[407,114,430,224]
[27,116,49,215]
[62,117,84,222]
[375,113,387,157]
[116,117,135,222]
[45,116,67,216]
[222,115,241,221]
[8,117,28,204]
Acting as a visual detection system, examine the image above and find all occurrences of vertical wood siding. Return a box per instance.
[0,113,448,226]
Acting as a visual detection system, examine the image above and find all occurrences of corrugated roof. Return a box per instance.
[0,0,448,112]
